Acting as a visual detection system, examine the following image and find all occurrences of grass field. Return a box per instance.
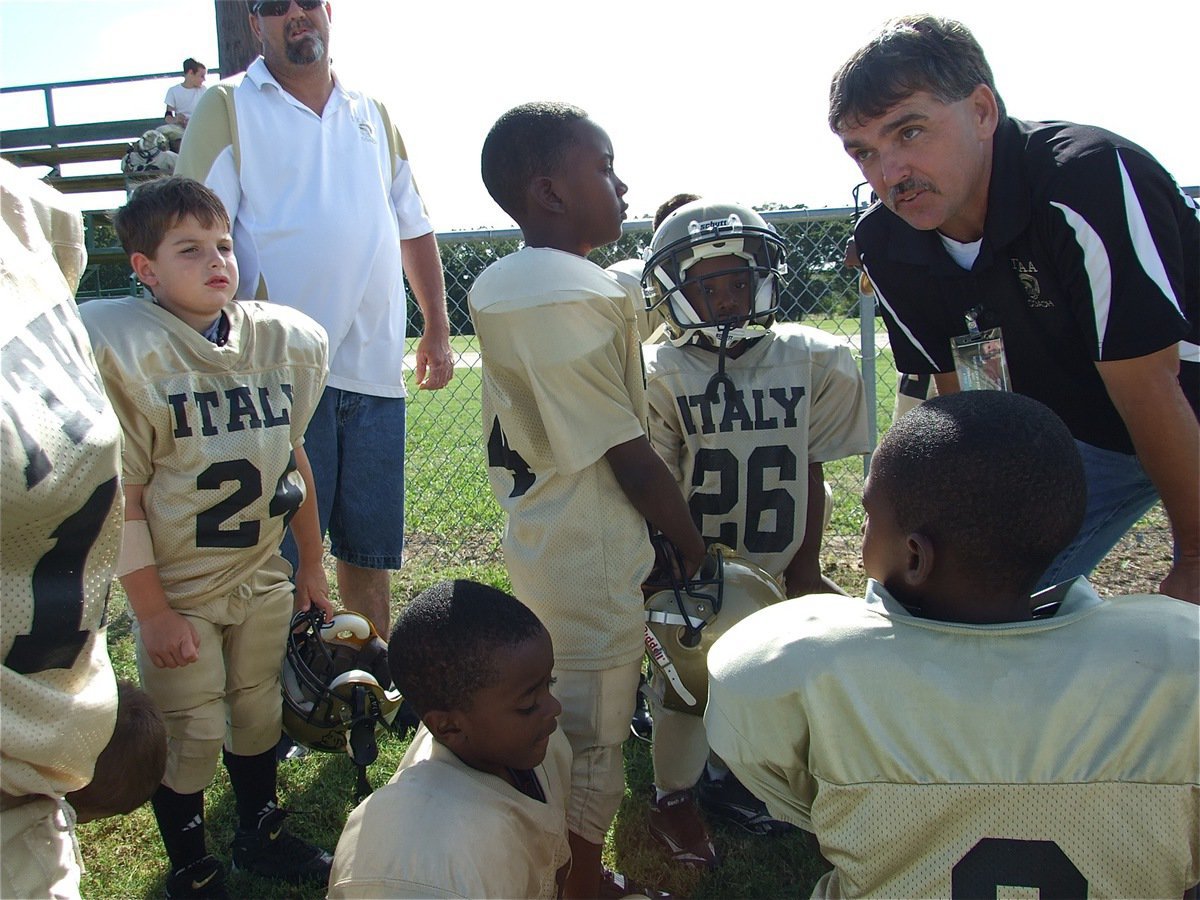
[76,320,1171,897]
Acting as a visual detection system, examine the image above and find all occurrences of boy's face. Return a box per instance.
[184,66,206,88]
[452,626,561,777]
[680,254,754,327]
[130,215,238,332]
[555,118,628,255]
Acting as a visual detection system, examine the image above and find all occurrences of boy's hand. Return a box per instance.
[139,608,200,669]
[293,564,334,620]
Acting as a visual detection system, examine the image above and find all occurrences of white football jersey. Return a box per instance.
[706,580,1200,898]
[469,247,654,668]
[2,163,121,797]
[329,726,573,899]
[81,297,327,609]
[644,325,870,579]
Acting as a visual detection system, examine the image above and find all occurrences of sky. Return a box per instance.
[2,0,1197,231]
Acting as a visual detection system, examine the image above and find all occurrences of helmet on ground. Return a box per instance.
[281,609,402,765]
[643,543,786,715]
[642,201,787,345]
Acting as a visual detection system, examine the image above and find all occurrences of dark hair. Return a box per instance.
[480,101,589,221]
[871,392,1084,593]
[65,681,167,822]
[113,176,231,258]
[829,14,1005,132]
[389,580,547,716]
[183,58,205,74]
[653,193,701,231]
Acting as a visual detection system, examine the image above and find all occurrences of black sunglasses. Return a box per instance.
[253,0,322,16]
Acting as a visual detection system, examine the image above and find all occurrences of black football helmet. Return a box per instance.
[281,609,403,767]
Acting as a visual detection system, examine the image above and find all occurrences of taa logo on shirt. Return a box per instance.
[356,119,377,144]
[1011,258,1052,308]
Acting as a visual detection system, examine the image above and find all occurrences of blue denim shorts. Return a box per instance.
[282,387,406,570]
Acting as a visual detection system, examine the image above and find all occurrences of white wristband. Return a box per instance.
[116,519,155,577]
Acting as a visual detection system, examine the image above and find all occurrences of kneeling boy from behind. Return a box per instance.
[706,392,1200,897]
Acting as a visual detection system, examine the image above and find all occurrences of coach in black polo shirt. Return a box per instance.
[829,15,1198,603]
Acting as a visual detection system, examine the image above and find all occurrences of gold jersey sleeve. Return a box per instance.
[644,326,870,580]
[329,726,573,900]
[469,248,654,668]
[80,298,328,609]
[706,580,1200,898]
[2,163,121,797]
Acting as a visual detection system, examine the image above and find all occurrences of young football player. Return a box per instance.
[706,391,1200,897]
[329,579,573,899]
[2,160,123,900]
[80,176,334,898]
[640,200,871,857]
[470,101,705,898]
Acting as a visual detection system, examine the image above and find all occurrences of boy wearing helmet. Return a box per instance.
[641,200,871,861]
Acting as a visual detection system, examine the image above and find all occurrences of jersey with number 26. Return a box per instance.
[82,297,327,609]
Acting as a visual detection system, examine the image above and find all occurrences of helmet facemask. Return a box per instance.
[281,609,403,767]
[643,542,787,714]
[643,207,788,347]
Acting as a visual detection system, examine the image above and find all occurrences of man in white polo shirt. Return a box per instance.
[177,0,453,635]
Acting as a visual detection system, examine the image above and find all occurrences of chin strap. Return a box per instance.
[704,325,737,403]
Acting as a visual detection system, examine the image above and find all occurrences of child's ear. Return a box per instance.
[902,532,934,587]
[423,709,465,748]
[129,251,159,287]
[529,175,565,215]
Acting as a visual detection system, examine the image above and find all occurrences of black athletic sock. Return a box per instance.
[150,784,207,870]
[222,746,278,831]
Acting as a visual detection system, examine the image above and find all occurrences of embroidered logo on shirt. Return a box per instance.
[1012,258,1053,308]
[356,120,377,144]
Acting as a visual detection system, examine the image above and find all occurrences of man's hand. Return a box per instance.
[139,607,200,669]
[413,330,454,390]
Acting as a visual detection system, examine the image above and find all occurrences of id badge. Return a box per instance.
[950,326,1011,392]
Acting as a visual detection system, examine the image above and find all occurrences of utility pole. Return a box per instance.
[214,0,258,79]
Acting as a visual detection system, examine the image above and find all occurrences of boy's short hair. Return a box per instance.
[183,58,204,74]
[828,14,1006,132]
[113,176,230,258]
[871,392,1084,592]
[480,101,589,221]
[65,681,167,823]
[653,193,700,231]
[389,580,546,717]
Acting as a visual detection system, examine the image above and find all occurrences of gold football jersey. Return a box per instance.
[2,164,121,797]
[645,325,870,579]
[81,297,327,609]
[469,248,654,667]
[707,581,1200,898]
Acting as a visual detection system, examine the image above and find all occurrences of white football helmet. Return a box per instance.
[642,201,787,346]
[281,609,403,766]
[644,543,787,715]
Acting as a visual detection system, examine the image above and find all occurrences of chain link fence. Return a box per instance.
[401,207,884,555]
[76,204,1169,572]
